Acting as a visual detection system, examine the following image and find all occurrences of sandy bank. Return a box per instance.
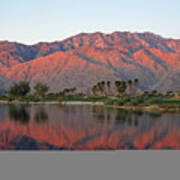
[61,101,104,105]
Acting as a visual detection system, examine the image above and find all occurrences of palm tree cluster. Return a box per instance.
[91,79,139,97]
[92,81,109,96]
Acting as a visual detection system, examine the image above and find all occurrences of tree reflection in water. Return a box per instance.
[148,112,162,120]
[92,106,105,123]
[115,109,142,127]
[115,109,128,125]
[127,112,133,126]
[34,106,48,124]
[134,117,139,127]
[105,107,113,124]
[8,104,30,124]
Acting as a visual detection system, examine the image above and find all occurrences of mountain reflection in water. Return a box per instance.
[0,104,179,150]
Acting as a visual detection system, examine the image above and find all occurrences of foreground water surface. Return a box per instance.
[0,104,179,150]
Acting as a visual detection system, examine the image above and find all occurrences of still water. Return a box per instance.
[0,104,179,150]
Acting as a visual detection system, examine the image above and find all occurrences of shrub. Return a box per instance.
[104,99,114,105]
[7,97,14,102]
[16,95,40,102]
[113,100,119,106]
[27,95,41,102]
[116,99,124,106]
[127,97,144,105]
[18,96,27,102]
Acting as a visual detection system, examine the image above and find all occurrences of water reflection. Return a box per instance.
[114,109,145,127]
[8,105,30,124]
[115,109,130,124]
[92,106,105,123]
[0,104,179,150]
[148,112,162,119]
[34,107,48,124]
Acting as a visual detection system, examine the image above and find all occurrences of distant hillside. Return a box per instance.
[0,31,180,94]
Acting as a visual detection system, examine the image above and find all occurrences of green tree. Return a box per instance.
[8,81,30,97]
[34,82,49,97]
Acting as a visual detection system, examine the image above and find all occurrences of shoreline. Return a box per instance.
[0,100,104,106]
[104,104,180,113]
[0,100,180,113]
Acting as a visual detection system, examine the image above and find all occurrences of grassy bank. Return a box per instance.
[63,96,108,102]
[0,94,180,112]
[103,96,180,113]
[104,96,180,106]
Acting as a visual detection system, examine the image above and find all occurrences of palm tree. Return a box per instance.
[101,81,105,96]
[63,88,70,96]
[70,87,76,95]
[115,81,121,95]
[69,88,73,95]
[107,81,111,95]
[92,85,97,96]
[117,81,127,96]
[115,81,120,88]
[128,80,132,95]
[97,82,101,95]
[134,78,139,94]
[96,82,103,96]
[152,90,157,96]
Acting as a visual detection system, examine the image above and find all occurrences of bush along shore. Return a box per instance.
[0,80,180,113]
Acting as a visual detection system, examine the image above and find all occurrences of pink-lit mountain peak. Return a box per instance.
[0,31,180,94]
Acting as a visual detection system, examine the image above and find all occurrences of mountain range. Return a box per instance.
[0,31,180,94]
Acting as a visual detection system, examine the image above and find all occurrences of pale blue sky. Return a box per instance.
[0,0,180,44]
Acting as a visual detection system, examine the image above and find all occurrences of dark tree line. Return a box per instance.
[8,81,49,98]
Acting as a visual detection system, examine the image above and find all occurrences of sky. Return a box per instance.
[0,0,180,44]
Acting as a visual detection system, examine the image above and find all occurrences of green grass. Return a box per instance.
[126,96,145,106]
[0,96,14,101]
[1,94,180,107]
[39,97,58,102]
[104,96,180,106]
[0,95,57,102]
[147,99,180,105]
[104,99,115,105]
[63,96,108,102]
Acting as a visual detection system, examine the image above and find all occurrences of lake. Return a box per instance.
[0,104,179,150]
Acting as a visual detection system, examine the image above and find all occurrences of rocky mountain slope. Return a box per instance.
[0,32,180,94]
